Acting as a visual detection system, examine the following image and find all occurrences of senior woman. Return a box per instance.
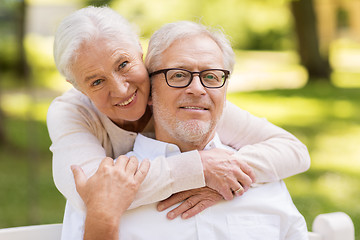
[47,6,310,217]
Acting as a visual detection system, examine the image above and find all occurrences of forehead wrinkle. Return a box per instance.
[163,51,223,71]
[110,46,139,68]
[73,56,104,83]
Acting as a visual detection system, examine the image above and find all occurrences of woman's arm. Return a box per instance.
[47,91,206,212]
[72,156,150,240]
[216,101,310,183]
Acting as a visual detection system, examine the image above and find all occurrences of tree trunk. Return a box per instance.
[290,0,331,80]
[0,101,5,145]
[16,0,30,83]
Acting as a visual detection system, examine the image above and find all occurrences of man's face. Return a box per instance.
[150,34,227,151]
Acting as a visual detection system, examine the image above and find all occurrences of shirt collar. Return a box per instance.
[133,134,181,159]
[204,133,223,150]
[133,133,225,160]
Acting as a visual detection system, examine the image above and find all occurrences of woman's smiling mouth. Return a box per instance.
[115,91,137,107]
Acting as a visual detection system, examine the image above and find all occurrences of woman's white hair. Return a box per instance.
[53,6,141,85]
[145,21,235,74]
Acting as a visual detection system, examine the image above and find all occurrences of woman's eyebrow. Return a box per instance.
[84,74,101,82]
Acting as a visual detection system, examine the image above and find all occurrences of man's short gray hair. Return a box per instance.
[145,21,235,74]
[53,6,141,85]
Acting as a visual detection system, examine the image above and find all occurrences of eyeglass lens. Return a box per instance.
[166,69,226,88]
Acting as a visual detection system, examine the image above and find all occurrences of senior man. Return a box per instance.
[65,21,308,240]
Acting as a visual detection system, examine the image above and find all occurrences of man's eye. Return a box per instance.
[119,61,129,69]
[92,79,103,86]
[175,73,185,78]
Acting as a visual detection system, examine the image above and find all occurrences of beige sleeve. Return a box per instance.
[129,150,205,209]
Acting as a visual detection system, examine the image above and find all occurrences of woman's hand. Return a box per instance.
[71,155,150,240]
[157,187,223,220]
[199,148,256,200]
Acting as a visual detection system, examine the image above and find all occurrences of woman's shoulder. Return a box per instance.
[50,88,91,106]
[47,88,98,121]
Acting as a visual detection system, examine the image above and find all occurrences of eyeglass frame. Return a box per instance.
[149,68,230,89]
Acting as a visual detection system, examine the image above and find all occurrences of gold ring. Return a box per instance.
[234,186,243,194]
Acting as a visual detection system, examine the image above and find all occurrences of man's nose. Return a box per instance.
[185,75,206,95]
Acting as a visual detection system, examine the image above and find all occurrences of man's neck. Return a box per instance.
[155,130,216,152]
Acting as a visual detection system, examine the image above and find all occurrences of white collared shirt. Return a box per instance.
[61,134,308,240]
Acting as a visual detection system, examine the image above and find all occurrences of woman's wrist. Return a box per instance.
[84,210,122,240]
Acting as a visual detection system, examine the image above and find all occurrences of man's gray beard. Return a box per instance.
[153,104,215,147]
[171,118,213,145]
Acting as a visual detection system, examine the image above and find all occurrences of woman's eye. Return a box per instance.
[119,61,129,69]
[92,79,103,86]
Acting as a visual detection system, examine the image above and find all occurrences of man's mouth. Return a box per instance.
[180,106,209,110]
[115,91,136,107]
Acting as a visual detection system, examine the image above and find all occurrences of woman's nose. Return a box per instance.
[109,74,129,97]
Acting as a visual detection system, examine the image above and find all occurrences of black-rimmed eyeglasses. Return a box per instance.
[149,68,230,89]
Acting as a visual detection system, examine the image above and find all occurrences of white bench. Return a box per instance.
[0,212,354,239]
[308,212,355,240]
[0,223,62,240]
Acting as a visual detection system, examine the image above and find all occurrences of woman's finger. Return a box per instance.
[71,165,87,194]
[115,155,130,169]
[99,157,115,168]
[126,156,139,173]
[135,159,150,182]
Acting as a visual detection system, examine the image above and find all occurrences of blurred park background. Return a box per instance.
[0,0,359,237]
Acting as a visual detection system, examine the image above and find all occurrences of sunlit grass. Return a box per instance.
[228,94,326,126]
[330,39,360,88]
[229,50,308,92]
[311,124,360,172]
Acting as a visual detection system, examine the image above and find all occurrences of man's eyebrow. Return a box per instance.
[173,64,190,70]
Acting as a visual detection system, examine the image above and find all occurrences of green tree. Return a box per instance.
[85,0,114,7]
[0,104,5,145]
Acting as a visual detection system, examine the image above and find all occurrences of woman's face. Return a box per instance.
[71,37,150,125]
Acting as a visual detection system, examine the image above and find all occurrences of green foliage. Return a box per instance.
[110,0,294,50]
[85,0,112,7]
[0,35,18,71]
[0,117,65,227]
